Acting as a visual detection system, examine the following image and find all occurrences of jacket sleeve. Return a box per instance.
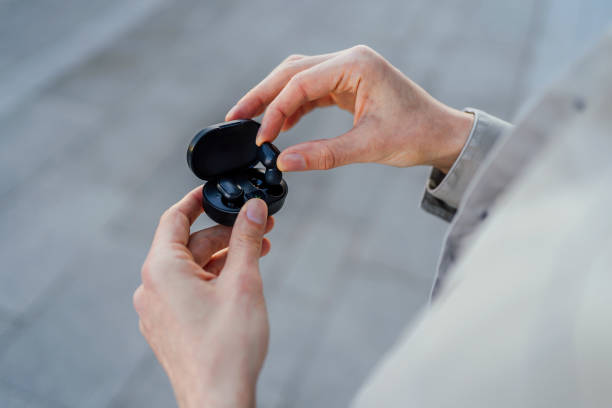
[420,108,512,222]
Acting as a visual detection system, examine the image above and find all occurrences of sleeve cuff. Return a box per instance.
[420,108,512,222]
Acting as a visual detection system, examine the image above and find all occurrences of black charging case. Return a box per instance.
[187,119,288,226]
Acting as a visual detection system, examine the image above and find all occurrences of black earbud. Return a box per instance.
[217,142,282,204]
[257,142,282,186]
[217,176,243,207]
[257,143,279,167]
[265,168,282,185]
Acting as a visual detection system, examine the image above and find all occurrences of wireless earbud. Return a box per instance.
[187,119,289,226]
[257,142,283,186]
[257,143,279,167]
[217,176,243,207]
[265,168,282,185]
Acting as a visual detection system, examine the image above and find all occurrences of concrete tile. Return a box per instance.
[359,167,447,280]
[69,112,187,191]
[401,0,534,119]
[323,163,394,222]
[0,310,12,339]
[276,214,354,303]
[0,239,148,408]
[522,0,612,100]
[0,0,168,116]
[257,287,325,408]
[0,0,129,61]
[103,138,209,251]
[51,49,151,111]
[258,203,314,293]
[288,262,430,408]
[0,171,126,314]
[431,39,525,119]
[0,383,48,408]
[52,3,227,116]
[0,92,102,196]
[111,354,176,408]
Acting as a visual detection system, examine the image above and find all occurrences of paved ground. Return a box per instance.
[0,0,610,407]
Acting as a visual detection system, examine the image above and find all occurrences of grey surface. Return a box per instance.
[0,0,610,407]
[0,0,165,114]
[0,310,11,339]
[0,383,40,408]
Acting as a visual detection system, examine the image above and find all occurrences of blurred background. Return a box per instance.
[0,0,610,407]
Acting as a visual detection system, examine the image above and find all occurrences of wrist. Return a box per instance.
[172,372,256,408]
[427,107,474,174]
[176,388,255,408]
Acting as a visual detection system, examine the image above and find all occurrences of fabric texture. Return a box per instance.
[420,108,512,222]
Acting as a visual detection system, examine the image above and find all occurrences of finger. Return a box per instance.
[225,52,338,121]
[256,55,356,145]
[188,225,232,266]
[281,96,335,132]
[277,120,377,171]
[196,269,219,281]
[152,186,204,247]
[261,237,272,257]
[204,238,271,276]
[220,199,268,280]
[189,216,275,266]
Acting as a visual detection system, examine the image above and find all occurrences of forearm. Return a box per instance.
[423,104,476,174]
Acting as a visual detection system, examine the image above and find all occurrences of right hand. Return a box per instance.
[226,45,474,174]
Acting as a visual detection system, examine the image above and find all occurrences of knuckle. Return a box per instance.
[270,102,288,119]
[236,230,262,248]
[279,55,305,73]
[132,286,146,315]
[288,74,308,100]
[318,143,337,170]
[283,53,305,64]
[347,44,380,72]
[160,207,185,226]
[140,259,158,290]
[140,261,151,283]
[159,208,173,224]
[138,319,148,336]
[159,209,189,236]
[351,44,375,58]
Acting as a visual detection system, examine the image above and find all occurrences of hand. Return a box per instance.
[133,187,274,408]
[226,45,473,174]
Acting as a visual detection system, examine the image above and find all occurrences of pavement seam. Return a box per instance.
[0,0,168,117]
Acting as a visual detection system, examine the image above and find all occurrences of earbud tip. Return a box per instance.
[265,168,282,185]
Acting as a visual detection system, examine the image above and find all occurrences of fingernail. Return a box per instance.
[226,105,238,120]
[279,153,306,171]
[246,199,266,224]
[255,129,264,146]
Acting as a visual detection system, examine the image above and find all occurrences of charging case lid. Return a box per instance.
[187,119,260,181]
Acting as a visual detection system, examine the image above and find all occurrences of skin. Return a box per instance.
[134,189,273,408]
[226,45,473,173]
[135,45,475,407]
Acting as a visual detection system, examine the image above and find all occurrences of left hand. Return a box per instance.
[133,187,274,408]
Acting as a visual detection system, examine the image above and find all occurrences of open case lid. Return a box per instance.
[187,119,260,181]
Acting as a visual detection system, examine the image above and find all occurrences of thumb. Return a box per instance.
[221,198,268,278]
[276,123,375,171]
